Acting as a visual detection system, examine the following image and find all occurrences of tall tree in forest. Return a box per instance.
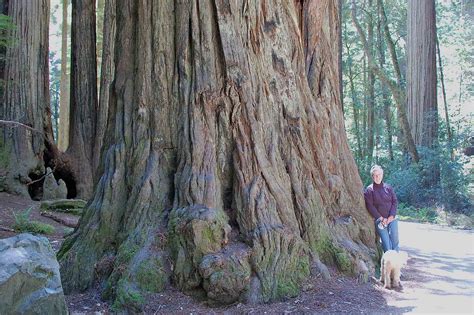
[66,0,98,199]
[58,0,70,151]
[366,0,375,168]
[351,0,419,162]
[0,0,53,198]
[93,0,115,181]
[58,1,377,310]
[376,0,393,161]
[407,0,439,182]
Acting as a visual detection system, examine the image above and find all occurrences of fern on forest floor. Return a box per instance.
[13,206,55,235]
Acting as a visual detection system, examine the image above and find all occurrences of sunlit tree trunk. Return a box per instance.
[58,0,70,152]
[59,1,377,310]
[436,37,452,160]
[407,0,439,184]
[407,0,438,149]
[366,0,375,167]
[377,0,393,161]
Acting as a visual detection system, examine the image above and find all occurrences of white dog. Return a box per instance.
[379,250,408,289]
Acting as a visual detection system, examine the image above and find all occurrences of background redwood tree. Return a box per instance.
[407,0,439,185]
[59,1,377,310]
[66,0,98,199]
[0,0,53,198]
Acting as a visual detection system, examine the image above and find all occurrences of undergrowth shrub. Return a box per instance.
[13,207,55,235]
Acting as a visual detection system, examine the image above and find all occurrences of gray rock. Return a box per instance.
[311,257,331,280]
[43,168,67,200]
[0,233,68,314]
[355,258,369,283]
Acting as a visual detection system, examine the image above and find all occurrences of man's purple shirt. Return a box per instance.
[364,182,398,219]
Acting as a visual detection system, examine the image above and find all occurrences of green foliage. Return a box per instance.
[0,14,15,49]
[13,207,55,235]
[397,204,437,223]
[0,137,10,173]
[377,147,472,214]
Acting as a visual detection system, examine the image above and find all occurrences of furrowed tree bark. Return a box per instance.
[407,0,438,149]
[59,1,377,310]
[0,0,53,198]
[66,0,98,199]
[58,0,70,152]
[407,0,439,185]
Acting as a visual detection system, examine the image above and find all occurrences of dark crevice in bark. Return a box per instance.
[211,1,227,82]
[43,140,77,199]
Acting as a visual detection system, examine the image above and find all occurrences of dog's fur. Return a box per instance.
[379,250,408,289]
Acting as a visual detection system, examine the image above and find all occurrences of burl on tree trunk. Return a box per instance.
[58,0,377,310]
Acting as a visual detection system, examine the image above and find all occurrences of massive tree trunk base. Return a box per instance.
[58,1,378,311]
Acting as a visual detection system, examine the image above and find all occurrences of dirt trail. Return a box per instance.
[384,221,474,314]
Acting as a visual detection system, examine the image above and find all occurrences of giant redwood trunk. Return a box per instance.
[0,0,52,198]
[66,0,98,199]
[59,0,377,310]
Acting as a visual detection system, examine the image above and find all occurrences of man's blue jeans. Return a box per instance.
[375,218,399,252]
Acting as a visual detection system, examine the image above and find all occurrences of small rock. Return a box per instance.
[302,283,314,291]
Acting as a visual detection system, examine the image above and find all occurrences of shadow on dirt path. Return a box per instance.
[383,221,474,314]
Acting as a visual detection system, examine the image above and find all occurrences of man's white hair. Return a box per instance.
[370,165,383,176]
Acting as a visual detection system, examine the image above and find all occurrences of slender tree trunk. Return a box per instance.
[344,30,362,161]
[0,0,53,198]
[93,0,115,182]
[366,1,375,168]
[59,1,377,310]
[351,0,419,162]
[58,0,69,152]
[66,0,98,199]
[377,0,393,161]
[436,37,453,160]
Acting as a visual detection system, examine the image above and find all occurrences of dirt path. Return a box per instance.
[384,221,474,314]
